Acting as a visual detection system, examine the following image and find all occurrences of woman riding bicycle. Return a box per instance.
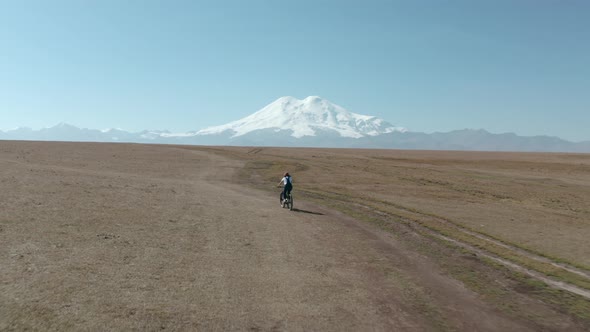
[277,172,293,204]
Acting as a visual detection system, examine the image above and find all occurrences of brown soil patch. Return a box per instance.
[1,141,588,331]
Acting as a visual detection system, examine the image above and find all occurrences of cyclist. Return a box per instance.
[277,172,293,205]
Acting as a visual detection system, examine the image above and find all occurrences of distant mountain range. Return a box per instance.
[2,96,589,152]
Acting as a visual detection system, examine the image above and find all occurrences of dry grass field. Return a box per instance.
[1,141,590,331]
[212,146,590,326]
[229,147,590,267]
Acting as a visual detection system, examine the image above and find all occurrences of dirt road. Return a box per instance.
[0,142,580,330]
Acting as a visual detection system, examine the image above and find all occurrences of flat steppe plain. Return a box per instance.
[1,141,589,331]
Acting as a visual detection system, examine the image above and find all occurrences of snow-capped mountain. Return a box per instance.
[2,97,589,152]
[196,96,406,139]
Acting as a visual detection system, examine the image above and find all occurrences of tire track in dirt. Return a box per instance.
[390,206,590,280]
[314,189,590,299]
[368,199,590,280]
[164,148,538,330]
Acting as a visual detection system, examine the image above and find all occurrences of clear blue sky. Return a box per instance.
[1,0,589,141]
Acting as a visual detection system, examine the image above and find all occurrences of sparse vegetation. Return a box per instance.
[220,146,590,327]
[3,142,590,330]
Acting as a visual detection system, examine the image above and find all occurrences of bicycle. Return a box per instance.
[278,187,294,211]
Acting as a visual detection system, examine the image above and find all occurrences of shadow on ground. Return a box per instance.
[291,208,324,215]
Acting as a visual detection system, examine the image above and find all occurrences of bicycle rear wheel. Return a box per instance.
[288,195,294,211]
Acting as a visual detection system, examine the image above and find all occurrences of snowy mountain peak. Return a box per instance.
[49,122,78,130]
[196,96,405,138]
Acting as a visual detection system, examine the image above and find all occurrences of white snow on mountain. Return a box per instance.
[196,96,406,138]
[159,132,197,137]
[101,128,124,133]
